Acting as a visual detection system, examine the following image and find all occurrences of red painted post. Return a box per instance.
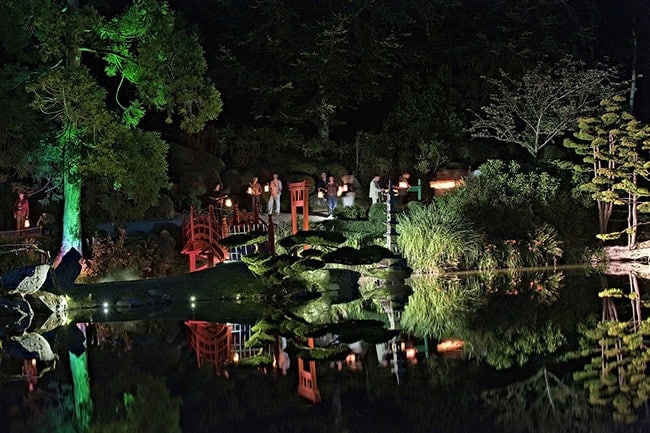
[288,181,310,235]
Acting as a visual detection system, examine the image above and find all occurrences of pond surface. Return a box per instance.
[1,267,649,433]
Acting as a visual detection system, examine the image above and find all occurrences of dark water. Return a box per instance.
[1,268,649,433]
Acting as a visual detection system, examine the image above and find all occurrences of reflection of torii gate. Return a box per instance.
[297,337,321,403]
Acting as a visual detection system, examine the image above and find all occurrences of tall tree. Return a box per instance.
[565,96,650,248]
[470,58,621,158]
[11,0,222,262]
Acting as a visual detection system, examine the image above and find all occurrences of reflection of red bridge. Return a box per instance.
[184,321,273,375]
[185,321,322,404]
[185,321,232,375]
[181,205,275,272]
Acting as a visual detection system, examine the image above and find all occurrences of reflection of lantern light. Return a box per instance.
[317,190,324,198]
[247,186,253,194]
[398,181,408,189]
[264,184,270,192]
[24,219,30,228]
[436,339,464,352]
[225,198,233,207]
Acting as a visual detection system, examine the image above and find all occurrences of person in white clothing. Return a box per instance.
[267,173,283,214]
[369,175,382,204]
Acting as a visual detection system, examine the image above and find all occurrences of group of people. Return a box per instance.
[209,170,411,218]
[316,172,359,217]
[369,173,411,207]
[208,173,282,216]
[249,173,283,215]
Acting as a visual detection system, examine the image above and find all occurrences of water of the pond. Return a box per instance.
[1,267,649,433]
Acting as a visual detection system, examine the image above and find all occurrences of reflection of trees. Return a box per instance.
[401,275,483,340]
[90,375,181,433]
[481,367,612,433]
[573,272,650,426]
[403,271,568,370]
[7,383,77,432]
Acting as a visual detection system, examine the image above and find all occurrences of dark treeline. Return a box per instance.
[0,0,649,233]
[165,0,650,171]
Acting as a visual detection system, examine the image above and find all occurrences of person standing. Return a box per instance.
[369,175,382,204]
[267,173,283,215]
[249,177,262,212]
[326,175,339,217]
[316,172,327,195]
[13,192,30,231]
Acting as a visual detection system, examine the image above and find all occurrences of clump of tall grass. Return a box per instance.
[525,223,563,267]
[397,202,482,273]
[477,243,499,272]
[500,239,524,269]
[477,224,563,271]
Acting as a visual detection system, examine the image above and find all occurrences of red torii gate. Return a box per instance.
[288,181,310,235]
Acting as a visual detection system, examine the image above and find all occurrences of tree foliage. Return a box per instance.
[470,58,622,157]
[8,0,222,259]
[564,96,650,246]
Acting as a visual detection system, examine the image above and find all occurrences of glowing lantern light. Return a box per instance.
[398,181,409,189]
[225,198,233,207]
[405,347,417,360]
[246,186,253,195]
[317,190,324,198]
[24,219,30,228]
[429,179,457,189]
[264,184,270,192]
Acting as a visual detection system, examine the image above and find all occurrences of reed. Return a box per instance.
[396,203,482,273]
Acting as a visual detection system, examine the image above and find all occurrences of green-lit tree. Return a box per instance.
[11,0,222,263]
[470,58,621,158]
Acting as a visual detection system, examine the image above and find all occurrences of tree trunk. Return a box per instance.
[56,163,83,266]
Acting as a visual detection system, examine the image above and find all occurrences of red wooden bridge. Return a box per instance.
[181,205,275,272]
